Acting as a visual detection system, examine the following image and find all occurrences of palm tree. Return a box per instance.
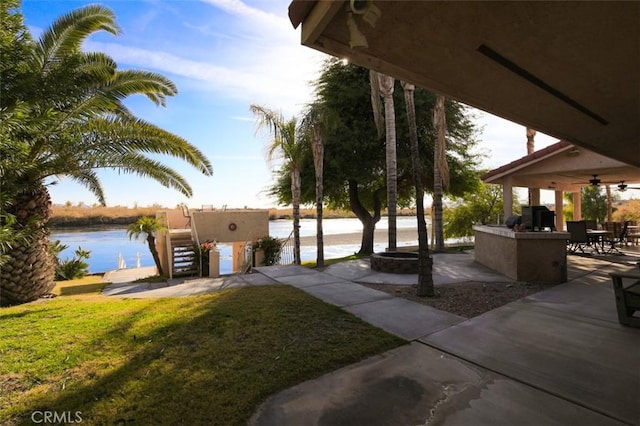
[401,81,435,297]
[250,104,306,265]
[526,127,540,205]
[433,95,449,252]
[127,216,165,276]
[0,5,212,305]
[371,71,398,250]
[300,104,326,267]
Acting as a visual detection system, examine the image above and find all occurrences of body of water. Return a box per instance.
[51,217,428,275]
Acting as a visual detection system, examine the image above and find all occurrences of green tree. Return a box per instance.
[0,4,212,305]
[443,182,508,239]
[564,186,610,225]
[127,216,165,276]
[269,59,481,254]
[250,105,306,265]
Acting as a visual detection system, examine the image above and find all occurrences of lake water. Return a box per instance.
[51,217,427,275]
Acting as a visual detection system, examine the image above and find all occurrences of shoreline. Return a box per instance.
[49,208,421,228]
[299,228,424,246]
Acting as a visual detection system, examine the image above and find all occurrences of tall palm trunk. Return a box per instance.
[606,184,613,222]
[433,95,449,252]
[146,234,163,276]
[312,125,324,267]
[402,82,434,297]
[526,127,539,205]
[0,185,55,305]
[291,166,302,265]
[377,73,398,250]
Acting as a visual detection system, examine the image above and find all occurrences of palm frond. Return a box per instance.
[369,70,384,139]
[88,117,213,174]
[108,70,178,107]
[66,169,106,205]
[250,104,303,166]
[34,4,120,72]
[76,51,117,81]
[100,153,195,197]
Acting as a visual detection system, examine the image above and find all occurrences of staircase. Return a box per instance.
[169,230,198,277]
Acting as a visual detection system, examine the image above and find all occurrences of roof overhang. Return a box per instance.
[482,141,640,192]
[289,1,640,167]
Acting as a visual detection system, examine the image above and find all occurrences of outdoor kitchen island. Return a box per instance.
[473,225,570,284]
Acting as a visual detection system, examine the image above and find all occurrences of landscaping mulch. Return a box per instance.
[361,281,556,318]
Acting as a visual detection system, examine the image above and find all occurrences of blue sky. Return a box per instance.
[22,0,560,209]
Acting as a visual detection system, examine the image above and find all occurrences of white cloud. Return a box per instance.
[86,26,326,117]
[199,0,291,34]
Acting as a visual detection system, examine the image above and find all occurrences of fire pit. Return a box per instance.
[370,251,419,274]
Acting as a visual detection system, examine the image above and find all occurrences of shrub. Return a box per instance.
[51,241,91,280]
[252,236,282,266]
[194,240,216,276]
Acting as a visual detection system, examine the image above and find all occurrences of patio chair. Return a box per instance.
[610,269,640,327]
[620,221,630,246]
[584,219,598,230]
[566,221,590,254]
[602,221,623,254]
[625,220,640,245]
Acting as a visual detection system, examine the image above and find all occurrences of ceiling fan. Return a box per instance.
[617,181,640,192]
[589,174,601,186]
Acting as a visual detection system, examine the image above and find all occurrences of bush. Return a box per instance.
[194,240,216,276]
[51,240,91,280]
[252,236,282,266]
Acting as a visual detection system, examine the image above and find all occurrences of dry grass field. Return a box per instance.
[51,204,420,226]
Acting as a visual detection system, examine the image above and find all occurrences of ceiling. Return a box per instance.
[289,1,640,168]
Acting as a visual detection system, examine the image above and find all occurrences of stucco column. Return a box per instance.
[573,191,582,221]
[503,177,513,221]
[555,190,564,231]
[529,188,541,206]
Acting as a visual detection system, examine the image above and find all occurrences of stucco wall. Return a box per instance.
[192,210,269,243]
[474,225,569,283]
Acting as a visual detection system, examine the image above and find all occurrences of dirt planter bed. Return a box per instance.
[370,251,419,274]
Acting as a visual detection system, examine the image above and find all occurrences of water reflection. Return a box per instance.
[51,217,426,275]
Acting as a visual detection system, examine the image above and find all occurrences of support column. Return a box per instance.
[529,188,541,206]
[573,191,582,221]
[503,177,514,221]
[209,248,220,278]
[232,241,245,273]
[555,190,564,231]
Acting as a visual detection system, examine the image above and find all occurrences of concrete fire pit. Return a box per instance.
[370,251,419,274]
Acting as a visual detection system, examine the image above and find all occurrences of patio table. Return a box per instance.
[586,229,620,254]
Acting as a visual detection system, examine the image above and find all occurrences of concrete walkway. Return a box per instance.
[249,254,640,426]
[101,252,640,425]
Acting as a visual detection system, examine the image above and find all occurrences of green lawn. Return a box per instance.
[0,286,404,425]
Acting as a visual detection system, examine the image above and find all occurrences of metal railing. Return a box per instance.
[276,230,296,265]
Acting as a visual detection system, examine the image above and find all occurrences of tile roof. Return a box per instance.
[482,140,572,182]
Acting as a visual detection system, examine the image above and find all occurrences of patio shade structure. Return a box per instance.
[481,140,640,230]
[288,1,640,167]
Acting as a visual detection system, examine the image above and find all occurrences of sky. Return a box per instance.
[21,0,563,209]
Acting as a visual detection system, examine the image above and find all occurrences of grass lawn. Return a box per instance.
[0,286,405,425]
[52,275,110,296]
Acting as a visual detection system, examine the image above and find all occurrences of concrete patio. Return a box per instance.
[101,251,640,424]
[250,253,640,425]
